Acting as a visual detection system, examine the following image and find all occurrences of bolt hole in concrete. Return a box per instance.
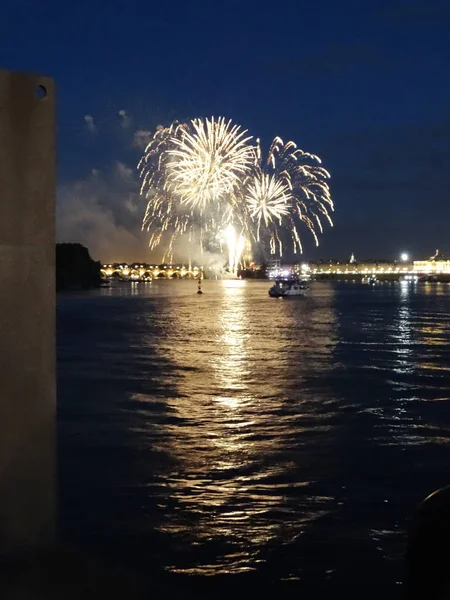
[35,84,47,99]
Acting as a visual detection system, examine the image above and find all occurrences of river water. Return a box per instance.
[57,280,450,597]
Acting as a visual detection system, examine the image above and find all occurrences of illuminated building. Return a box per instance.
[413,250,450,275]
[307,259,411,276]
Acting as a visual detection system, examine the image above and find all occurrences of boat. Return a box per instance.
[362,275,377,285]
[399,274,419,283]
[268,277,308,298]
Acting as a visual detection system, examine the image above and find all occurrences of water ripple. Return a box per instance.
[58,280,450,595]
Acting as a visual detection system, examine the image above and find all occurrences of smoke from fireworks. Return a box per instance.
[138,117,333,272]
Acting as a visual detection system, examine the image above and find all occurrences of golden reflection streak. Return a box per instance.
[391,283,414,375]
[137,281,339,573]
[371,285,450,449]
[415,289,449,370]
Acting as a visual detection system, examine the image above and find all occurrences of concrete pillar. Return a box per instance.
[0,70,55,552]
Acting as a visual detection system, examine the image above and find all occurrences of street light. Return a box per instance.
[401,253,409,262]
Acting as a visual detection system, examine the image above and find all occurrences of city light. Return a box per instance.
[401,253,409,262]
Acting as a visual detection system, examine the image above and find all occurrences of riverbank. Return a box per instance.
[314,273,450,283]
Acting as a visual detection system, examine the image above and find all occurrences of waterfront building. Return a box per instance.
[413,250,450,275]
[100,250,450,280]
[308,259,411,276]
[267,259,282,278]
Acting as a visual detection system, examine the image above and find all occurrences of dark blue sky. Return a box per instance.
[3,0,450,261]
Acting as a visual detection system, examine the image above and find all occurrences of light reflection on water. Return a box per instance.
[58,280,450,594]
[132,280,340,573]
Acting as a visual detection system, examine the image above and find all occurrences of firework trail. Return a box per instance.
[246,137,333,255]
[223,224,246,276]
[138,118,333,270]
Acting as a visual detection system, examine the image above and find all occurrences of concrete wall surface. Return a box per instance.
[0,70,55,552]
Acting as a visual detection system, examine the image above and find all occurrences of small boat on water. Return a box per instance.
[400,274,419,283]
[362,275,377,285]
[269,277,308,298]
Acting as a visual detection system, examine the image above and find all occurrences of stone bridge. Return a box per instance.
[101,263,201,280]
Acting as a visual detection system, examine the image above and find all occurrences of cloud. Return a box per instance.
[82,107,156,151]
[118,108,131,128]
[132,129,154,149]
[113,161,134,183]
[56,162,151,263]
[57,106,171,262]
[84,114,96,133]
[57,105,198,263]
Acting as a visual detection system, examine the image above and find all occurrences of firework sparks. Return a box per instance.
[245,137,333,255]
[246,172,292,226]
[138,117,255,264]
[138,117,333,270]
[168,117,254,211]
[223,224,246,276]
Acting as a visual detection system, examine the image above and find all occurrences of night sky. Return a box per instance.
[3,0,450,262]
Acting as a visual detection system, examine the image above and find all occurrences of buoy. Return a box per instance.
[197,271,203,294]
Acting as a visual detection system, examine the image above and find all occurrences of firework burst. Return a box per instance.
[167,117,254,211]
[246,172,292,226]
[138,117,254,263]
[246,137,333,255]
[138,117,333,270]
